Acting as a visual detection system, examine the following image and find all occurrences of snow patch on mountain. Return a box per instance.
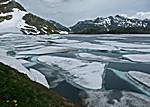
[0,8,28,33]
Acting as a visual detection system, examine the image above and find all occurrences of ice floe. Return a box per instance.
[38,55,106,89]
[110,68,150,97]
[123,54,150,63]
[49,39,80,44]
[128,71,150,88]
[17,46,72,55]
[95,40,150,49]
[55,42,117,51]
[78,53,128,62]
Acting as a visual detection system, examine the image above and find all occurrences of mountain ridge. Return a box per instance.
[0,0,65,35]
[70,15,150,34]
[1,0,150,34]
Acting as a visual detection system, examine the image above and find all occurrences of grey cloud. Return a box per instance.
[18,0,150,26]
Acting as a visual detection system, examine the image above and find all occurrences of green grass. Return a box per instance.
[0,63,75,107]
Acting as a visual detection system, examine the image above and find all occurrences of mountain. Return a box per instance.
[70,15,150,34]
[0,0,63,35]
[49,20,70,32]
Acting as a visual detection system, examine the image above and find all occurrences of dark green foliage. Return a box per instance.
[0,63,74,107]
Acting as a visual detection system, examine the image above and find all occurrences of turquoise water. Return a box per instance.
[0,34,150,105]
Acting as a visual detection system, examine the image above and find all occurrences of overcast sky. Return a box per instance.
[18,0,150,26]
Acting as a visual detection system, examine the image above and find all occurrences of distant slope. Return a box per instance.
[70,15,150,34]
[0,62,74,107]
[49,20,70,32]
[0,0,62,35]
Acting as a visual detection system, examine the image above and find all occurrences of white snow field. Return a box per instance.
[0,8,28,33]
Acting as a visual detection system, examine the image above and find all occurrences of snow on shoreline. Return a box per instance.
[38,55,106,90]
[0,49,49,88]
[29,68,49,88]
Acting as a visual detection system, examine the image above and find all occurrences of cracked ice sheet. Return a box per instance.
[38,55,106,90]
[17,46,72,55]
[123,54,150,63]
[54,42,117,51]
[78,53,128,63]
[128,71,150,88]
[95,40,150,49]
[49,39,80,44]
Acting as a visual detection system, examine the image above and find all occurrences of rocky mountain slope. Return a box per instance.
[49,20,70,32]
[70,15,150,34]
[0,0,65,35]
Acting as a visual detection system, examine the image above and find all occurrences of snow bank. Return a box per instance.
[38,55,106,89]
[0,49,49,88]
[29,68,49,88]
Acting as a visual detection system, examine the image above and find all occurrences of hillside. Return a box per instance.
[0,0,62,35]
[0,62,75,107]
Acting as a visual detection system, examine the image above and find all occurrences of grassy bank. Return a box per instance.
[0,63,75,107]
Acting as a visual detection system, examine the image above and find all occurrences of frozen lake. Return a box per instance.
[0,33,150,106]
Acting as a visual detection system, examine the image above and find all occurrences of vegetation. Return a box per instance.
[0,63,75,107]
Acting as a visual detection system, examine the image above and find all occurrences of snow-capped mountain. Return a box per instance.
[70,15,150,34]
[0,0,66,35]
